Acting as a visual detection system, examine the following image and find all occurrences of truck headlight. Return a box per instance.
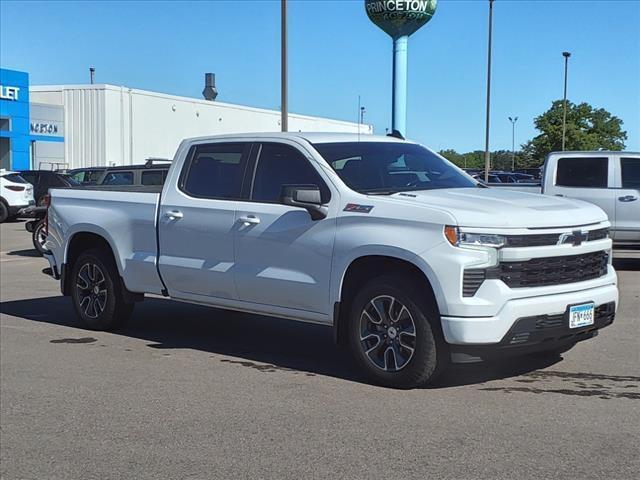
[444,226,506,249]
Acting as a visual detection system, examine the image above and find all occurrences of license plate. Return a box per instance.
[569,303,595,329]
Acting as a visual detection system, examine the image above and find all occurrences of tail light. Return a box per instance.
[4,185,25,191]
[43,194,51,236]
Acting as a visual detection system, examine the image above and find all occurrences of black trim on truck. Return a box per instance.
[450,302,615,360]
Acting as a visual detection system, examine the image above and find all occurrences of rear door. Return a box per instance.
[158,141,250,299]
[233,142,336,315]
[547,156,616,225]
[614,156,640,243]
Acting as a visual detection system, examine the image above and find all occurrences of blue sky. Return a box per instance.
[1,0,638,152]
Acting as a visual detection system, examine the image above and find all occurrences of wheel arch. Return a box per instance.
[333,253,444,346]
[62,230,142,302]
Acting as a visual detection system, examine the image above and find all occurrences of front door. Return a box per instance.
[234,142,336,315]
[158,141,251,299]
[614,156,640,243]
[548,156,616,225]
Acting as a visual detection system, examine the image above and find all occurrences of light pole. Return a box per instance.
[508,116,518,171]
[281,0,288,132]
[561,51,571,150]
[484,0,494,182]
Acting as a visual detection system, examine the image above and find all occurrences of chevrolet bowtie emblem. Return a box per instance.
[558,230,589,246]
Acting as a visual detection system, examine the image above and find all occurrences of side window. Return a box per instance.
[621,158,640,190]
[49,175,68,187]
[70,171,85,183]
[251,143,330,203]
[20,172,38,186]
[141,170,165,186]
[102,171,133,185]
[181,142,248,199]
[556,157,608,188]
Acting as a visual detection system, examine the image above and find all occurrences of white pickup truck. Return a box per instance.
[492,151,640,247]
[43,133,618,388]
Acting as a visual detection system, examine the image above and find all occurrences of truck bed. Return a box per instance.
[48,186,165,295]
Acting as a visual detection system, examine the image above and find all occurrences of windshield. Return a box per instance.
[313,142,477,194]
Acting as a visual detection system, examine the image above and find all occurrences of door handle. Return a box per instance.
[165,210,184,220]
[238,215,260,225]
[618,195,638,202]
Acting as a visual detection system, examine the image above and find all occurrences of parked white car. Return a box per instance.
[0,169,35,223]
[42,133,619,388]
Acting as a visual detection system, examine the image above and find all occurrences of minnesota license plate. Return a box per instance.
[569,303,595,329]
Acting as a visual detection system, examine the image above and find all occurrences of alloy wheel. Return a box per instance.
[76,263,108,319]
[359,295,417,372]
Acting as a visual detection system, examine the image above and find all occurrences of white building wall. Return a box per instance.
[31,84,373,168]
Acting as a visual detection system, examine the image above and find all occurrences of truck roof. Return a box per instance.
[181,132,410,145]
[547,150,640,156]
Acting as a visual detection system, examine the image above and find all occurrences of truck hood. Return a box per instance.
[391,187,608,228]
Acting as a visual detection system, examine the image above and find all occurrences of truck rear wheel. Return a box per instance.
[70,249,134,330]
[348,275,448,389]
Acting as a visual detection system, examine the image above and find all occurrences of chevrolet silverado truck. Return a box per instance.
[42,133,619,388]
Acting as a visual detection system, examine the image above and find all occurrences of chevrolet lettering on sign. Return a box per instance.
[0,85,20,101]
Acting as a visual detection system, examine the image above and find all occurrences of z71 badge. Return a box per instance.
[343,203,374,213]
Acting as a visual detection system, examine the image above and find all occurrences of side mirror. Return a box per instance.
[281,185,328,220]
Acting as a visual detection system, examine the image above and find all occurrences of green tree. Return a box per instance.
[522,100,627,165]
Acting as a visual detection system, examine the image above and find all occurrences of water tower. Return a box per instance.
[365,0,437,136]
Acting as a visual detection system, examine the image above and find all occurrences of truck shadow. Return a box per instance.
[1,295,561,389]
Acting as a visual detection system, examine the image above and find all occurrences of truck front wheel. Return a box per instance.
[348,275,448,389]
[70,249,134,330]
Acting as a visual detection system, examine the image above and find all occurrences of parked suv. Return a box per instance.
[18,170,80,206]
[0,170,34,223]
[95,161,170,186]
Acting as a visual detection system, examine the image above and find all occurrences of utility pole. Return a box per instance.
[509,116,518,171]
[281,0,288,132]
[561,51,571,151]
[484,0,494,183]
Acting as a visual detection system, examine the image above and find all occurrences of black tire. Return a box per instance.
[0,201,8,223]
[32,220,50,256]
[70,248,134,330]
[348,275,448,389]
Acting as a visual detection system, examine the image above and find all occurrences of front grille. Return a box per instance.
[489,250,609,289]
[505,227,609,247]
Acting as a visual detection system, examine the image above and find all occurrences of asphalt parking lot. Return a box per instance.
[1,220,638,480]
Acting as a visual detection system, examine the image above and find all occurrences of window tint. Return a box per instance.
[556,157,608,188]
[3,173,28,184]
[49,174,69,187]
[102,171,133,185]
[70,171,86,183]
[142,170,166,186]
[19,172,38,185]
[621,158,640,190]
[182,143,248,199]
[252,143,329,203]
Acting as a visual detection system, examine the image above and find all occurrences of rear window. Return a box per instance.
[556,157,608,188]
[621,157,640,190]
[181,142,249,199]
[102,171,134,186]
[141,170,167,186]
[2,173,28,184]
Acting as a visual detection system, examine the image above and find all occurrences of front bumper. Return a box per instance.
[441,282,618,345]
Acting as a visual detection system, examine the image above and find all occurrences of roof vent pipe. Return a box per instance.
[203,73,218,101]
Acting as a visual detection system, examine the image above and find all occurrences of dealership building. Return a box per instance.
[1,67,371,170]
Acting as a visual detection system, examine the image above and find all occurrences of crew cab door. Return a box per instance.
[158,142,251,299]
[233,142,337,316]
[614,156,640,243]
[545,156,616,225]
